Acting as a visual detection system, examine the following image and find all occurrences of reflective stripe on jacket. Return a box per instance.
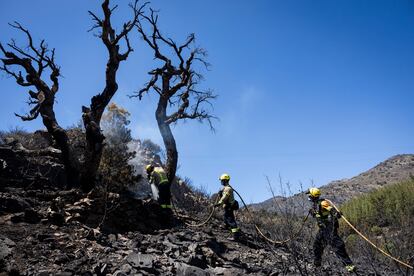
[218,185,235,206]
[150,167,169,186]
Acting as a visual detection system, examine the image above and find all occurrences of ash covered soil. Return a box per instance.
[0,186,297,276]
[0,143,401,275]
[0,185,396,276]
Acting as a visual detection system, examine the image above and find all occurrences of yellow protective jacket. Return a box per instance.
[150,167,169,187]
[218,185,235,207]
[311,198,340,229]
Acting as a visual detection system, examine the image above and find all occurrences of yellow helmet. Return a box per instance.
[145,164,154,173]
[307,187,321,198]
[219,173,230,181]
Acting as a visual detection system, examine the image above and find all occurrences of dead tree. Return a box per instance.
[132,9,216,184]
[0,0,145,191]
[81,0,145,191]
[0,22,80,185]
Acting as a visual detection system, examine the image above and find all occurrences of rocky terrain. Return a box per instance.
[251,154,414,214]
[0,137,409,275]
[1,188,293,275]
[0,140,301,276]
[0,137,296,275]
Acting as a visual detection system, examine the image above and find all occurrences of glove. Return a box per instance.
[336,211,343,218]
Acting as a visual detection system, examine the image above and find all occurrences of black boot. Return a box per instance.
[227,230,241,241]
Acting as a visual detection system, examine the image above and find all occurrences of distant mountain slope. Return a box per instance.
[251,154,414,214]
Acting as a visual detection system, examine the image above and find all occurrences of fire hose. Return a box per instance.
[325,199,413,270]
[172,187,413,270]
[231,185,310,245]
[171,195,219,227]
[173,186,309,245]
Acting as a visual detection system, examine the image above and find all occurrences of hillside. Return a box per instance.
[340,178,414,229]
[339,179,414,273]
[0,139,347,275]
[1,133,413,274]
[251,154,414,214]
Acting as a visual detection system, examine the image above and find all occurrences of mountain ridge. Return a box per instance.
[251,154,414,214]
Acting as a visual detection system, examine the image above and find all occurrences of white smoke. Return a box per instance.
[127,139,163,198]
[100,102,164,198]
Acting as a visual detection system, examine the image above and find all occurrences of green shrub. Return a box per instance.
[340,179,414,231]
[99,103,139,193]
[370,225,383,236]
[339,179,414,263]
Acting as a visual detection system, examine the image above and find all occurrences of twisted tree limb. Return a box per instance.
[0,22,80,186]
[132,8,217,183]
[1,1,147,191]
[80,0,146,191]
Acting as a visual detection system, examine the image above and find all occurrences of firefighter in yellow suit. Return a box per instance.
[146,164,172,210]
[215,173,240,241]
[307,187,355,272]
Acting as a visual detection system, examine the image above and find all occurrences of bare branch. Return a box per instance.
[87,10,103,33]
[118,33,133,61]
[14,108,40,121]
[28,90,39,99]
[134,6,217,128]
[14,91,45,121]
[114,0,148,45]
[100,0,115,47]
[8,22,43,58]
[166,88,217,128]
[179,34,195,54]
[7,40,39,62]
[85,0,148,122]
[136,9,170,63]
[1,23,61,124]
[132,5,218,185]
[131,72,159,100]
[1,23,60,88]
[0,63,30,86]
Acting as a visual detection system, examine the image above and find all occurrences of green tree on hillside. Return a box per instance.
[99,103,139,192]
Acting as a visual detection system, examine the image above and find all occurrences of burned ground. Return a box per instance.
[0,137,410,275]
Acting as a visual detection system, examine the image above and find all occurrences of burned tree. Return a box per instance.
[0,0,145,191]
[133,10,216,183]
[81,0,145,191]
[0,22,80,185]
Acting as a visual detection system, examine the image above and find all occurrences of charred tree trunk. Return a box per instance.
[80,59,119,191]
[0,24,81,188]
[40,99,80,186]
[79,0,143,192]
[156,90,178,184]
[134,9,216,185]
[80,106,106,192]
[2,0,144,192]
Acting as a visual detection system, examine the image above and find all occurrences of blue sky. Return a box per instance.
[1,1,413,203]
